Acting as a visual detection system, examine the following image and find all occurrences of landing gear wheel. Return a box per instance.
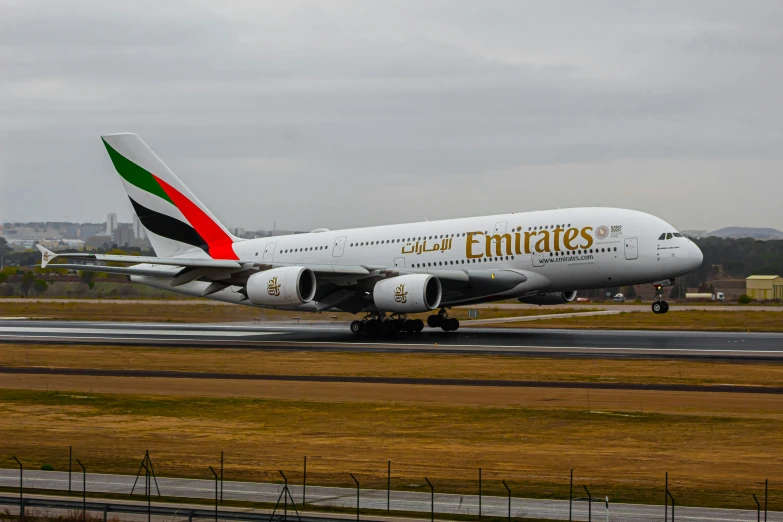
[427,315,442,328]
[350,321,363,334]
[441,318,460,332]
[412,319,424,332]
[365,320,381,335]
[652,301,664,314]
[661,301,669,313]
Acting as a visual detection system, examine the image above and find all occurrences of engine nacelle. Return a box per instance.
[246,267,316,307]
[518,291,577,305]
[373,274,442,313]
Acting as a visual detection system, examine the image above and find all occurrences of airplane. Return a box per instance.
[37,133,704,334]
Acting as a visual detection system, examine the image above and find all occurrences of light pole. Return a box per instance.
[12,456,23,519]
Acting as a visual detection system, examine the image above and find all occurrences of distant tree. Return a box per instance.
[738,294,753,304]
[0,237,11,255]
[20,272,35,296]
[32,279,48,294]
[79,271,95,290]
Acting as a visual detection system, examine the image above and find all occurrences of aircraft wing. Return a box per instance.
[37,246,541,309]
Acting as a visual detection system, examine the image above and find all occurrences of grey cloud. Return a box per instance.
[1,0,782,231]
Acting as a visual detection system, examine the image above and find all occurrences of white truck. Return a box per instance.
[685,292,725,301]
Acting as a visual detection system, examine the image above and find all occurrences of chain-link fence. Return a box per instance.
[0,448,779,522]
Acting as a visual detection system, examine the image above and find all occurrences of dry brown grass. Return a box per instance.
[491,310,783,331]
[0,386,781,509]
[4,343,783,387]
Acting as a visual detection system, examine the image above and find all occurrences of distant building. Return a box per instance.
[114,223,134,247]
[746,275,783,300]
[80,223,105,240]
[132,214,146,240]
[106,213,118,236]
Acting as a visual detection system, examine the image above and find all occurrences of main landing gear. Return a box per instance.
[651,283,670,314]
[426,309,460,332]
[350,313,424,335]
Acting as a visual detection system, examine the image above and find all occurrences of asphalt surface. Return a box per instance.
[0,469,777,522]
[1,319,783,360]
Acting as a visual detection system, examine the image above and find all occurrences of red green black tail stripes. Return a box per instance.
[103,138,238,260]
[129,197,209,253]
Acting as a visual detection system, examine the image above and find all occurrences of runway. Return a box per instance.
[1,319,783,360]
[1,469,778,522]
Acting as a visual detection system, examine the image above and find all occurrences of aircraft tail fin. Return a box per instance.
[100,133,240,259]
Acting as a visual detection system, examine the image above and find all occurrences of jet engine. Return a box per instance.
[373,274,442,313]
[246,266,316,307]
[518,291,577,305]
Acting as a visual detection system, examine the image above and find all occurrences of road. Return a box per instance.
[0,469,776,522]
[1,319,782,360]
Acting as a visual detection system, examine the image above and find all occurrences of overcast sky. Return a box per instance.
[1,1,782,232]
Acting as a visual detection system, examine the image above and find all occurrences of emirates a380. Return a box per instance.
[38,133,703,334]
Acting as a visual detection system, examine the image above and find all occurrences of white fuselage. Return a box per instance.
[174,207,700,307]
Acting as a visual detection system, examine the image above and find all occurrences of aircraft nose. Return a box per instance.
[688,241,703,270]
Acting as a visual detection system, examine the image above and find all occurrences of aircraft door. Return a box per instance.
[262,243,277,262]
[624,238,638,260]
[333,236,347,257]
[394,257,406,268]
[493,221,508,235]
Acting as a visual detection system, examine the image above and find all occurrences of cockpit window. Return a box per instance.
[666,233,673,240]
[673,232,682,237]
[658,233,666,240]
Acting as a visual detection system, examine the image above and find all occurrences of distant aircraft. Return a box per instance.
[37,133,703,334]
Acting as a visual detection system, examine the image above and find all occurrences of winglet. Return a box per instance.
[36,244,57,268]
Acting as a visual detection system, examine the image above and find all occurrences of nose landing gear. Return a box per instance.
[652,283,670,314]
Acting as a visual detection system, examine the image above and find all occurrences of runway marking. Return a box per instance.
[0,327,283,337]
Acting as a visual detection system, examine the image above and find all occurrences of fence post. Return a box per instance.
[502,480,511,522]
[103,505,108,522]
[425,477,434,522]
[209,466,218,522]
[349,473,360,521]
[12,456,22,519]
[387,460,391,514]
[583,485,592,522]
[754,494,761,522]
[77,459,86,522]
[479,467,482,521]
[303,456,307,506]
[569,469,573,522]
[665,472,668,522]
[220,451,224,503]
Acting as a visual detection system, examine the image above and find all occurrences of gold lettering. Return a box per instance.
[580,227,594,249]
[466,232,484,259]
[563,228,579,250]
[553,228,564,251]
[535,230,551,253]
[514,231,522,255]
[524,231,536,254]
[485,234,512,257]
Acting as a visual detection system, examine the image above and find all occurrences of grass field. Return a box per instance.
[482,309,783,331]
[0,387,780,510]
[2,343,783,508]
